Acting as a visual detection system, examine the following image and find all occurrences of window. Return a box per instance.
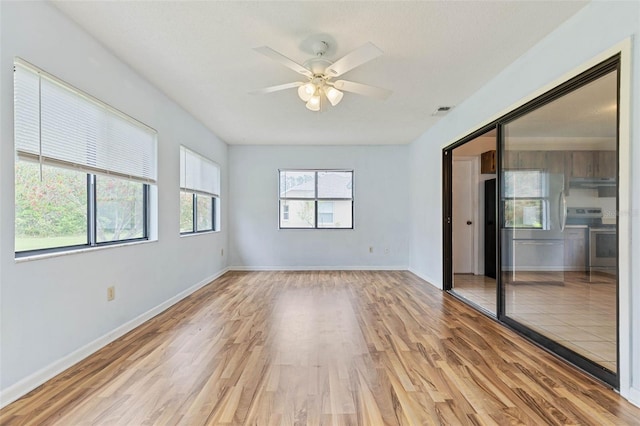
[279,170,353,229]
[15,162,88,252]
[180,146,220,234]
[96,175,146,243]
[502,170,548,229]
[14,58,156,256]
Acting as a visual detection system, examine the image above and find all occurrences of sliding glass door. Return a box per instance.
[447,130,498,315]
[444,56,620,387]
[500,63,618,385]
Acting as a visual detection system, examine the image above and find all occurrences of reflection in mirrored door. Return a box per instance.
[451,130,497,315]
[501,66,618,377]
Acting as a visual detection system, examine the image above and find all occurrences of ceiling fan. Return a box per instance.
[250,40,392,111]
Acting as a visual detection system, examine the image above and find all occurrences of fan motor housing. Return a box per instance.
[303,58,333,75]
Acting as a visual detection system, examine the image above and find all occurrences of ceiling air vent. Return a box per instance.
[432,106,453,116]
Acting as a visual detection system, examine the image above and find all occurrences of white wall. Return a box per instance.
[0,1,228,402]
[408,140,443,284]
[408,1,639,406]
[229,145,409,269]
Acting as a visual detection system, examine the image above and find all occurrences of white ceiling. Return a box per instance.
[52,1,588,146]
[507,70,617,139]
[453,69,617,156]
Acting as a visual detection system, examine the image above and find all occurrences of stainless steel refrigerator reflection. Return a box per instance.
[501,171,566,283]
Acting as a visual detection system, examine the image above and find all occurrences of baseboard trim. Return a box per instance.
[501,266,586,272]
[407,268,441,289]
[0,267,229,409]
[628,386,640,408]
[228,265,408,271]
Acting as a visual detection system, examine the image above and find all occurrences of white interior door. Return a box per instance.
[452,159,475,273]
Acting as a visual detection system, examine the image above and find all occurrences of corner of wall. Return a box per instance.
[407,268,442,290]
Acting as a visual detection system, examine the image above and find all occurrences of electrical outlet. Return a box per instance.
[369,246,373,253]
[384,248,390,255]
[107,286,115,301]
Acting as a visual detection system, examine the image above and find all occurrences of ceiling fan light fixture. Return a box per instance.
[253,40,392,112]
[298,82,316,101]
[324,86,343,106]
[306,94,321,111]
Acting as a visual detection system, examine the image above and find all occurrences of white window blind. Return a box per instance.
[180,146,220,197]
[14,58,157,184]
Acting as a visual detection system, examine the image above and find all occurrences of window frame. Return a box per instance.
[180,191,217,235]
[278,169,354,230]
[502,198,547,230]
[92,174,149,246]
[501,169,550,230]
[15,165,150,258]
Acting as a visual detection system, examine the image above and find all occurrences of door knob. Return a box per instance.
[467,220,473,225]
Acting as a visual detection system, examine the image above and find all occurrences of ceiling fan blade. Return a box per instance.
[333,80,392,100]
[249,81,303,95]
[325,42,383,77]
[254,46,313,78]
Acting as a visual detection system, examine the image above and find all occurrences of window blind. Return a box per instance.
[180,146,220,197]
[14,58,157,184]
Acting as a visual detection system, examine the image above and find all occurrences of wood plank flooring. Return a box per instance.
[1,270,639,425]
[453,271,617,370]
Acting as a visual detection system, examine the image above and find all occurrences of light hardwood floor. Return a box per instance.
[1,270,639,425]
[453,271,616,371]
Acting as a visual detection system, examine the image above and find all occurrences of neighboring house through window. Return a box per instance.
[14,58,156,256]
[318,201,334,226]
[278,170,353,229]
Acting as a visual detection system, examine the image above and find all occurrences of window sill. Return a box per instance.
[180,230,220,238]
[278,227,355,230]
[15,239,157,263]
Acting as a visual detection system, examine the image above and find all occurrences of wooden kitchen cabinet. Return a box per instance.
[501,150,614,182]
[517,151,547,169]
[547,151,569,174]
[502,151,519,169]
[595,151,616,177]
[480,150,496,173]
[503,151,547,170]
[571,151,616,178]
[570,151,595,178]
[564,228,587,271]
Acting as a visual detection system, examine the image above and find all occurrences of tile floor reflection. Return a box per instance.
[452,274,496,314]
[453,272,616,372]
